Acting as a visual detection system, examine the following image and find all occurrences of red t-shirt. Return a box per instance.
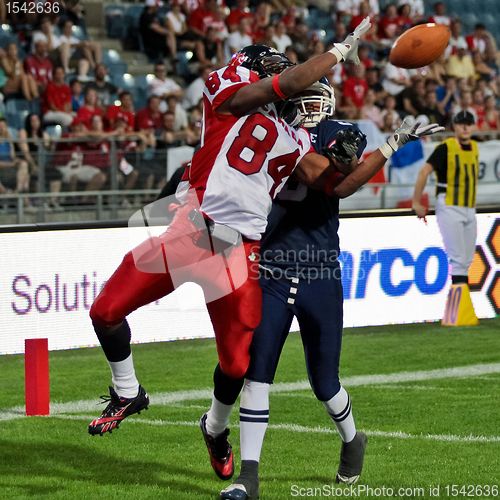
[25,55,53,87]
[135,108,163,130]
[226,9,253,29]
[343,77,369,108]
[106,105,136,131]
[43,81,71,114]
[76,106,104,128]
[189,7,216,34]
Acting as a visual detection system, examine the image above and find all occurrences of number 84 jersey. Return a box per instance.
[185,64,312,241]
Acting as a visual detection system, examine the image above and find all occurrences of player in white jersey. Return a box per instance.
[87,16,379,476]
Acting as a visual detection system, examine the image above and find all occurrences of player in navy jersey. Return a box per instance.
[221,81,445,500]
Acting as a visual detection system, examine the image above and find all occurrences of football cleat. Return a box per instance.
[88,385,149,436]
[336,431,368,484]
[200,413,234,480]
[220,476,259,500]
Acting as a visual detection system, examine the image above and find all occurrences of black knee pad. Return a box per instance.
[93,319,132,362]
[213,363,244,405]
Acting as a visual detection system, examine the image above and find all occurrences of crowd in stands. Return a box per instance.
[0,0,498,206]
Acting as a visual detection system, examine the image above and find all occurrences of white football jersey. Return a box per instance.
[179,63,312,240]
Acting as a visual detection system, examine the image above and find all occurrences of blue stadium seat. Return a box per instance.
[110,63,130,86]
[71,25,87,41]
[105,4,126,39]
[103,49,122,65]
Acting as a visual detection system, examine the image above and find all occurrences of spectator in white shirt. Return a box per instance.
[148,62,183,100]
[166,95,188,132]
[272,21,292,53]
[183,65,212,109]
[56,20,102,77]
[382,62,411,96]
[225,17,253,61]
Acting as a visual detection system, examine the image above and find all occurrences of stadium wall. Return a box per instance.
[1,213,498,354]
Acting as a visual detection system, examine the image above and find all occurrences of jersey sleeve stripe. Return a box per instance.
[212,82,250,111]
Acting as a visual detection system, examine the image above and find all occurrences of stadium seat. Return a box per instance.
[103,49,122,65]
[110,64,130,87]
[105,4,126,39]
[71,25,87,41]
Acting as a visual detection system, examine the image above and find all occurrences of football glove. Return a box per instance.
[380,116,445,159]
[329,16,371,64]
[323,128,367,165]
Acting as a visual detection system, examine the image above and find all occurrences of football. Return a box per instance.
[389,23,451,69]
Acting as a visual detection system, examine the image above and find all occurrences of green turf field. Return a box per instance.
[1,318,500,499]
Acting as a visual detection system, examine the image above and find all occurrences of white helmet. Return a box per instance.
[290,77,336,128]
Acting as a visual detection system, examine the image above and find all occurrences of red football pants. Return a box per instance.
[90,205,262,379]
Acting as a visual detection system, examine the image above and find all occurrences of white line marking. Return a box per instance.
[49,414,500,444]
[2,362,500,421]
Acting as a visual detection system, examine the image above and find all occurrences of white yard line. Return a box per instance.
[49,414,500,445]
[2,362,500,422]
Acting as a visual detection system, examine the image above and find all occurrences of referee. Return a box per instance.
[412,110,479,326]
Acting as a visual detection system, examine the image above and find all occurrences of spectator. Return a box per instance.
[380,95,401,131]
[0,43,39,101]
[188,0,218,39]
[358,44,374,69]
[140,0,177,62]
[471,88,485,126]
[378,4,400,43]
[85,63,118,107]
[158,111,186,148]
[33,17,59,56]
[428,1,450,26]
[436,76,458,115]
[70,78,84,112]
[397,0,423,20]
[472,51,496,82]
[207,6,229,42]
[54,118,106,193]
[259,24,278,49]
[18,113,63,210]
[465,24,498,64]
[272,21,292,53]
[82,115,112,174]
[194,26,224,67]
[0,118,30,198]
[481,95,499,131]
[136,124,165,190]
[365,66,387,105]
[225,17,253,60]
[76,87,104,128]
[185,108,203,147]
[183,65,212,109]
[148,62,183,105]
[166,0,195,53]
[446,39,475,81]
[252,2,272,42]
[166,95,188,132]
[226,0,254,33]
[43,66,73,127]
[426,55,447,86]
[421,89,447,126]
[397,3,413,31]
[361,88,383,128]
[106,91,136,132]
[56,20,102,77]
[24,36,53,94]
[349,2,371,33]
[343,64,369,113]
[336,0,380,18]
[401,76,426,116]
[447,20,467,57]
[136,95,163,132]
[382,61,410,97]
[452,90,477,123]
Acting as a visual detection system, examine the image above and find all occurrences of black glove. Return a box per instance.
[323,128,367,165]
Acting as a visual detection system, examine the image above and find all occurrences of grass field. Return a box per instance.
[1,318,500,500]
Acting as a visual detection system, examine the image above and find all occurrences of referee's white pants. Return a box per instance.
[435,194,477,276]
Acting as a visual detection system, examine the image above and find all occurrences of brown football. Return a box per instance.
[389,23,451,69]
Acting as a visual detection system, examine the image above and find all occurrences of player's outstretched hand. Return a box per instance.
[342,17,372,64]
[330,16,371,65]
[381,116,445,158]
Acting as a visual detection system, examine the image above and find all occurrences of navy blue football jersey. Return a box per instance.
[261,120,366,274]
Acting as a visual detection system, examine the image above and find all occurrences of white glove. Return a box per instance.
[329,16,371,64]
[379,116,445,159]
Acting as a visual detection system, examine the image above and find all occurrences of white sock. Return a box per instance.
[323,386,356,443]
[240,380,270,462]
[109,353,139,398]
[205,395,233,436]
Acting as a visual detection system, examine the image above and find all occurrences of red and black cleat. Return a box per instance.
[200,413,235,480]
[88,385,149,436]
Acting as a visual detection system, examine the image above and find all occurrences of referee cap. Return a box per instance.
[453,110,475,125]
